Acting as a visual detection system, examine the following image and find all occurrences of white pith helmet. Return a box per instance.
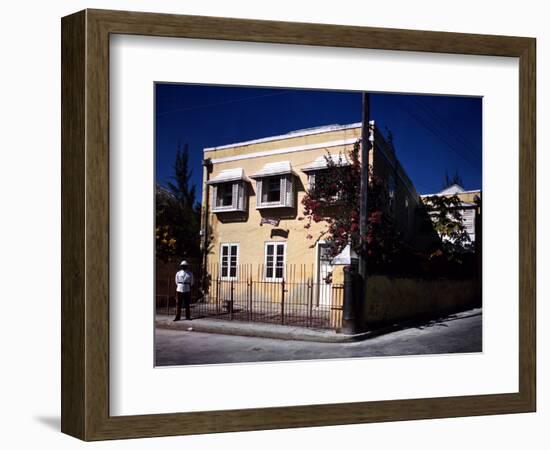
[180,260,189,267]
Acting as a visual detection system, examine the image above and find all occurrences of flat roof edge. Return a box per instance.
[203,122,361,153]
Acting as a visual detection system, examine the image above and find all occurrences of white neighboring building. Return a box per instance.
[421,184,481,244]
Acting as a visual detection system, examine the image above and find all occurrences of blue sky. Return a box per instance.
[155,84,482,199]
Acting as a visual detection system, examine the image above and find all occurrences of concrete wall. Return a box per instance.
[363,275,481,326]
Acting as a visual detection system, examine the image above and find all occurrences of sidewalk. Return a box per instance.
[155,314,371,343]
[156,309,482,366]
[155,308,482,343]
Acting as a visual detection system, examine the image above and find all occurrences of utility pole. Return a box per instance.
[342,92,371,334]
[343,91,372,333]
[359,92,370,283]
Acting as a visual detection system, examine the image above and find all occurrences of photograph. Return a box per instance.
[0,0,541,445]
[153,84,483,366]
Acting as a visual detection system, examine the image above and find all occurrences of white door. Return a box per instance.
[317,243,333,306]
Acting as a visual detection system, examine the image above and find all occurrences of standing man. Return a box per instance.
[174,260,194,321]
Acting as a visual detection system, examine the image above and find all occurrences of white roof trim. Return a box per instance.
[207,168,248,184]
[424,199,477,207]
[204,122,361,152]
[302,154,351,172]
[420,187,481,197]
[251,161,293,178]
[438,184,466,195]
[210,138,358,164]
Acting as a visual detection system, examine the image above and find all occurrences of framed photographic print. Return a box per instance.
[61,9,536,441]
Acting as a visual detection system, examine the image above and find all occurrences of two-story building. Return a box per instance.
[199,122,420,308]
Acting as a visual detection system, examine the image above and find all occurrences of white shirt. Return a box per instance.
[175,269,194,293]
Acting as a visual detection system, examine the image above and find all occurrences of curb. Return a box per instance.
[155,308,482,344]
[155,317,372,343]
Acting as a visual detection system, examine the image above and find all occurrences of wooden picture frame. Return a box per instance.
[61,9,536,441]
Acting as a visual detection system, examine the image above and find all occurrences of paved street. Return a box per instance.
[155,308,482,366]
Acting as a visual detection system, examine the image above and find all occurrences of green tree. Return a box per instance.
[443,170,463,189]
[155,143,201,262]
[422,194,472,260]
[167,143,197,210]
[155,185,178,262]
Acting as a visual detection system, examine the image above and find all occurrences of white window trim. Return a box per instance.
[263,241,286,282]
[256,175,294,209]
[219,243,239,281]
[261,177,282,206]
[212,181,247,213]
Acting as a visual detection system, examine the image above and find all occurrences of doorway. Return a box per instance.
[317,243,334,307]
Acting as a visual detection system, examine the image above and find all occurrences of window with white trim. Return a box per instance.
[306,169,346,202]
[220,243,239,280]
[256,175,294,209]
[264,242,286,281]
[217,183,233,207]
[212,181,247,213]
[263,176,281,203]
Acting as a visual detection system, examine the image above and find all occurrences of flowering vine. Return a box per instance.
[300,140,403,271]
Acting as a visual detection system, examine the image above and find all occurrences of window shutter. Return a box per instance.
[280,176,286,207]
[256,179,263,207]
[307,173,315,191]
[212,184,218,208]
[231,182,239,209]
[285,175,294,207]
[237,182,244,211]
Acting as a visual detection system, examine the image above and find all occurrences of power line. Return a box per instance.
[395,98,481,170]
[411,97,482,162]
[156,91,295,116]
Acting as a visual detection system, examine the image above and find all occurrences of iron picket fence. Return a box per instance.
[156,264,344,330]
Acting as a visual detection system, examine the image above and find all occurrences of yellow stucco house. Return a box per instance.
[200,122,420,307]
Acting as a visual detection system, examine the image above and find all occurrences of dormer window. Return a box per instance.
[208,168,249,213]
[251,162,295,209]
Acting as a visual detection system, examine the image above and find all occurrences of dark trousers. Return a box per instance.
[175,291,191,320]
